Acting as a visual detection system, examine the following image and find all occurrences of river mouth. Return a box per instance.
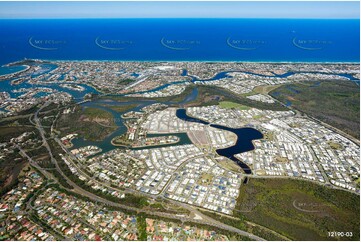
[176,109,263,174]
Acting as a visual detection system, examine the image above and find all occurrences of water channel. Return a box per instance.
[1,63,359,173]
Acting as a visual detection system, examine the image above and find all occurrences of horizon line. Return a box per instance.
[0,17,360,20]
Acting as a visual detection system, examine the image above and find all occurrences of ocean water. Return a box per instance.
[0,65,27,75]
[0,18,359,65]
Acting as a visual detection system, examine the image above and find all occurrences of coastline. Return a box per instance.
[0,65,30,78]
[4,58,360,66]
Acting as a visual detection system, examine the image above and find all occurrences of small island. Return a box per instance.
[59,83,85,92]
[112,134,180,148]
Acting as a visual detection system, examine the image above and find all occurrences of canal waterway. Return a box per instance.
[1,63,359,172]
[176,109,263,174]
[70,87,199,153]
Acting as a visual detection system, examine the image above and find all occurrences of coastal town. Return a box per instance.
[0,60,359,115]
[1,0,361,239]
[0,167,231,241]
[0,59,359,241]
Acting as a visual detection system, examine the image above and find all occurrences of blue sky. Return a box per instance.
[0,1,359,19]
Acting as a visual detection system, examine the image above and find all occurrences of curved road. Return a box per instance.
[30,102,265,241]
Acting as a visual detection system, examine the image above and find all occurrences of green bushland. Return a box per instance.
[111,134,132,147]
[97,85,197,103]
[55,106,117,141]
[17,105,39,116]
[202,211,285,241]
[0,124,34,192]
[2,141,38,187]
[48,169,74,189]
[117,78,136,85]
[26,146,49,159]
[137,213,147,240]
[232,178,360,241]
[98,103,138,113]
[40,103,60,113]
[0,176,19,197]
[97,85,288,111]
[270,80,360,139]
[82,106,114,119]
[188,85,288,110]
[38,113,58,132]
[0,125,35,143]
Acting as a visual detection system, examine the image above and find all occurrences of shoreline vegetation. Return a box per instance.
[203,177,360,241]
[270,80,360,139]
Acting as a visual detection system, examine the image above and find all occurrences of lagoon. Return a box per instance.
[176,109,263,174]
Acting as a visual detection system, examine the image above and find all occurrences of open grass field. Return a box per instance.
[219,101,250,110]
[234,178,360,241]
[253,84,283,95]
[270,80,360,139]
